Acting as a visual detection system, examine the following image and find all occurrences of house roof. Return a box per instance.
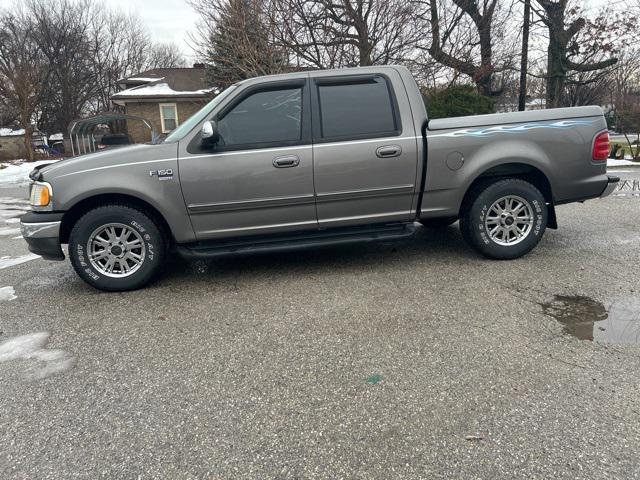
[113,67,214,104]
[116,66,210,92]
[112,82,214,102]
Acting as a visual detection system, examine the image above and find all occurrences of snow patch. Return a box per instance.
[0,128,26,137]
[0,160,59,187]
[0,286,16,301]
[112,82,214,98]
[0,332,75,380]
[0,253,40,270]
[608,159,638,167]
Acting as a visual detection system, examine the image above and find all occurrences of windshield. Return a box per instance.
[163,85,238,143]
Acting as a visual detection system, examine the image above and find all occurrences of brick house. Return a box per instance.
[111,65,214,143]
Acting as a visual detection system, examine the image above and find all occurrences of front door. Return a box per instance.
[311,73,419,228]
[178,79,316,240]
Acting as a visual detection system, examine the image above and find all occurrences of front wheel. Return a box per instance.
[69,205,167,291]
[460,178,547,260]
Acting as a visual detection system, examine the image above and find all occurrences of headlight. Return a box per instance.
[30,182,53,210]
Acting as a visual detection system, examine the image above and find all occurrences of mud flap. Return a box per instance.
[547,203,558,230]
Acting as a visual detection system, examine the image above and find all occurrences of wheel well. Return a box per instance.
[461,163,557,228]
[59,194,174,244]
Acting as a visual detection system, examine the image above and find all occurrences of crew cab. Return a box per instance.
[21,66,619,291]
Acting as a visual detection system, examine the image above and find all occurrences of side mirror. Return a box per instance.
[201,120,219,146]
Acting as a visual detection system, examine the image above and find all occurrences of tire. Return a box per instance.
[69,204,167,291]
[420,217,458,228]
[459,178,547,260]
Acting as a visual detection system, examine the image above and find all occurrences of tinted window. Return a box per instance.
[217,87,302,147]
[318,77,397,139]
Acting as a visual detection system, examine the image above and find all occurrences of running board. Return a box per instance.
[176,222,416,259]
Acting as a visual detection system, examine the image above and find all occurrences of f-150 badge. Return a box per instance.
[149,169,173,181]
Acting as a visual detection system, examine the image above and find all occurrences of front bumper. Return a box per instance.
[20,212,65,261]
[600,175,620,198]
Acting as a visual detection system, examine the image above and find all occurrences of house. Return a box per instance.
[111,65,214,143]
[0,128,48,161]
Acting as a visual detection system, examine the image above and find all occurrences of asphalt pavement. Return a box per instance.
[1,169,640,479]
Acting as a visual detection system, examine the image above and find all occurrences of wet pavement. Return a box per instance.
[1,169,640,479]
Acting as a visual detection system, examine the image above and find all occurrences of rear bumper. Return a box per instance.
[20,212,65,261]
[600,175,620,198]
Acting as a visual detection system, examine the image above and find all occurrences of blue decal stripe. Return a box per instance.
[431,119,598,138]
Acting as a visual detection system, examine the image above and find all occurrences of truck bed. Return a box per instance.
[427,106,604,131]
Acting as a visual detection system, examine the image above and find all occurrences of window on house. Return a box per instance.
[160,104,179,133]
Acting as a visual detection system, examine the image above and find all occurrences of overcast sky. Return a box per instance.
[0,0,619,61]
[106,0,200,59]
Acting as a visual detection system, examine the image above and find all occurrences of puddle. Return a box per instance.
[541,295,640,344]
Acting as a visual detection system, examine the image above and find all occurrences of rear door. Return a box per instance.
[311,72,419,228]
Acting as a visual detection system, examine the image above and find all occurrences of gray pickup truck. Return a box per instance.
[21,65,618,291]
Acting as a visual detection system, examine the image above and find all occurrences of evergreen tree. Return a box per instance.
[206,0,287,89]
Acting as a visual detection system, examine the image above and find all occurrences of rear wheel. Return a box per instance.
[69,205,166,291]
[459,178,547,259]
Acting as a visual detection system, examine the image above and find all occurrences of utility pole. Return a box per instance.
[518,0,531,111]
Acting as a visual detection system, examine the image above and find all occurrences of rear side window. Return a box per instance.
[317,77,399,140]
[217,87,302,147]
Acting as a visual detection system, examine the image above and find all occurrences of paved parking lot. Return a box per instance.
[1,170,640,479]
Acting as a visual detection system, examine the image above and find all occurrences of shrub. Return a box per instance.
[424,85,495,119]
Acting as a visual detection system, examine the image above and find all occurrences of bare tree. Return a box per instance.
[422,0,518,96]
[23,0,187,135]
[532,0,620,108]
[271,0,421,69]
[27,0,98,137]
[146,43,187,70]
[0,11,49,161]
[89,11,185,114]
[609,49,640,160]
[88,11,150,114]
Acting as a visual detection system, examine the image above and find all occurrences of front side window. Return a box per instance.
[217,87,302,148]
[163,85,237,144]
[317,77,398,140]
[160,103,178,133]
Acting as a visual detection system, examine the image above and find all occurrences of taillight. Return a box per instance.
[592,132,609,162]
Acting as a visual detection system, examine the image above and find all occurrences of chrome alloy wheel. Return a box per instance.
[484,195,534,246]
[87,223,146,278]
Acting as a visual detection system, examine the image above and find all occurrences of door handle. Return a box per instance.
[376,145,402,158]
[273,155,300,168]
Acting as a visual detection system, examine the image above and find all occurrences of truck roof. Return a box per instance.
[234,65,406,86]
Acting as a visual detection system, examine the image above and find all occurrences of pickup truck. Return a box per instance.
[21,65,619,291]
